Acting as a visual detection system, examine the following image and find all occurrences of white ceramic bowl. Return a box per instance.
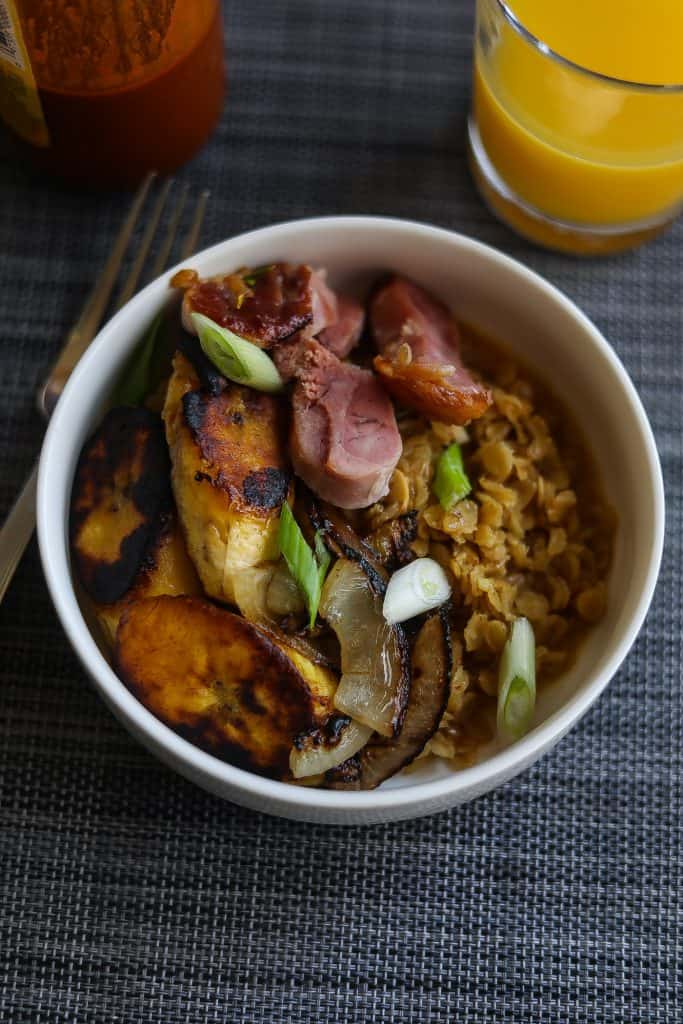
[37,217,664,825]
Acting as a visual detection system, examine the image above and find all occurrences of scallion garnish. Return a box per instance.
[112,312,164,407]
[497,617,536,741]
[278,502,331,628]
[192,311,284,393]
[382,557,451,624]
[433,442,471,509]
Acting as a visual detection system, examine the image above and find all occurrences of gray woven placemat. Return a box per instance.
[1,2,681,1021]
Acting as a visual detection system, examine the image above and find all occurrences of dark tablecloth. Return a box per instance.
[1,2,681,1021]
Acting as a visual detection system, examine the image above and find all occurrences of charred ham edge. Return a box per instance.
[326,603,453,790]
[174,259,363,359]
[370,275,492,425]
[175,263,315,347]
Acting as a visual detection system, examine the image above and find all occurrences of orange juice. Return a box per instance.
[470,0,683,251]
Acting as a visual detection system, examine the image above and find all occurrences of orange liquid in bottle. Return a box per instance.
[10,0,225,186]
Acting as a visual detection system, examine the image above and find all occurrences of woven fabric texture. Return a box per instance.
[1,1,681,1021]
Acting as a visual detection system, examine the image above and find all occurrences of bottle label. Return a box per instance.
[0,0,49,146]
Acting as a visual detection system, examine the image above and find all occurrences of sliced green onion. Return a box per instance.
[433,442,471,510]
[497,617,536,741]
[191,311,284,393]
[278,502,331,628]
[314,532,332,602]
[382,557,451,624]
[112,312,164,407]
[242,264,275,287]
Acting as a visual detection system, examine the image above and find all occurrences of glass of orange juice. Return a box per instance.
[468,0,683,254]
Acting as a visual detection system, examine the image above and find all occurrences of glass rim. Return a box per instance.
[494,0,683,93]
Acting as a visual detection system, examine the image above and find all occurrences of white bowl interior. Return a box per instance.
[37,217,663,822]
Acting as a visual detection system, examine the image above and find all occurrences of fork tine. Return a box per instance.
[148,182,189,281]
[114,177,172,311]
[76,172,154,338]
[180,190,210,260]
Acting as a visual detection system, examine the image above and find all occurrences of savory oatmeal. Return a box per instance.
[69,262,614,787]
[366,326,614,767]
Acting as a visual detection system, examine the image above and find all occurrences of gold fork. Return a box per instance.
[0,173,209,604]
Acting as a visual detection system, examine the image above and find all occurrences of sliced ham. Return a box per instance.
[370,276,491,424]
[318,294,365,358]
[176,261,365,360]
[178,263,315,346]
[287,338,402,509]
[309,270,338,334]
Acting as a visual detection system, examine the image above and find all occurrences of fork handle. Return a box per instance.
[0,463,38,604]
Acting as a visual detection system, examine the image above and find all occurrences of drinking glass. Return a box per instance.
[468,0,683,254]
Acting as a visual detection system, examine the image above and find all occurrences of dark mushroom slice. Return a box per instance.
[327,604,453,790]
[300,488,388,593]
[365,512,419,573]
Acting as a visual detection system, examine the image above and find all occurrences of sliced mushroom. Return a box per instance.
[301,489,387,592]
[327,604,453,789]
[365,512,419,573]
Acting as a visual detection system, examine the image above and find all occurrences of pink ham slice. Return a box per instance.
[309,270,338,334]
[286,338,402,509]
[177,262,361,356]
[318,294,365,358]
[371,276,491,424]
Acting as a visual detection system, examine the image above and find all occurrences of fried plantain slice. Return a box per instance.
[95,516,201,649]
[163,352,292,608]
[115,595,337,779]
[365,512,418,573]
[70,407,173,605]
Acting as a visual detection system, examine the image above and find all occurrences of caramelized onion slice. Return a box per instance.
[328,605,454,790]
[290,716,373,779]
[319,558,410,737]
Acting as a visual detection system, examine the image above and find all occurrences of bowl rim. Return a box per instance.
[37,214,665,814]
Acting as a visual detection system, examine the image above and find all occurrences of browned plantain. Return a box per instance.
[163,351,292,609]
[115,595,337,779]
[96,517,201,648]
[365,512,419,573]
[70,407,174,605]
[70,406,201,647]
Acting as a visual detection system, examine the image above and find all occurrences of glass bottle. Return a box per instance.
[0,0,225,187]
